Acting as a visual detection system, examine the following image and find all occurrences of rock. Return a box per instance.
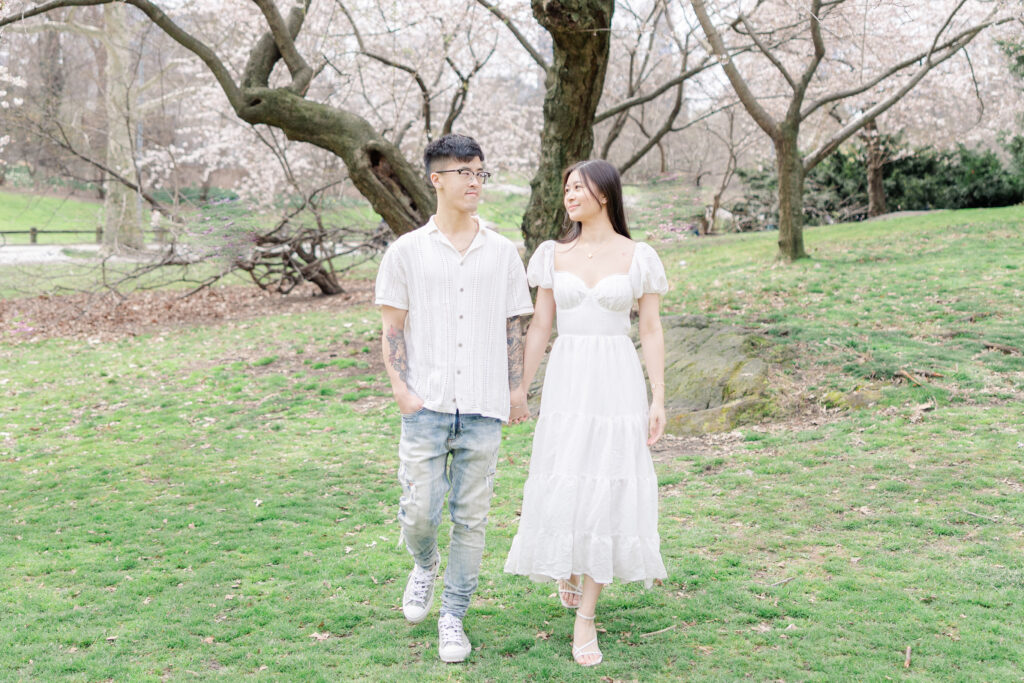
[667,396,773,434]
[528,314,782,435]
[822,384,884,410]
[659,315,775,434]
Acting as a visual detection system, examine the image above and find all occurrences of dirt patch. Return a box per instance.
[651,397,842,463]
[0,280,375,344]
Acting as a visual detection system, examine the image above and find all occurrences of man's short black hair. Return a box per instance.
[423,134,484,173]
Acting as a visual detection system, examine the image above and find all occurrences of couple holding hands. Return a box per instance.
[375,134,668,666]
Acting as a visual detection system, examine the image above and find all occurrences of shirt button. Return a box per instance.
[458,314,463,319]
[457,370,461,375]
[458,343,463,348]
[459,288,464,292]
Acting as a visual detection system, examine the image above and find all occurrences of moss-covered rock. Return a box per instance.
[527,314,783,435]
[659,315,776,434]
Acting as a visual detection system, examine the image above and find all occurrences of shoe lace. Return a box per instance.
[438,615,464,644]
[407,566,434,603]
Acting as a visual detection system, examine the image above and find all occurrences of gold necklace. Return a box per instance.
[578,237,614,259]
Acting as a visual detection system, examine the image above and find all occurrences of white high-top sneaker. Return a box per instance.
[401,561,438,624]
[437,613,472,663]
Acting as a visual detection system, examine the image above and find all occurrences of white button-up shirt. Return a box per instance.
[375,216,533,421]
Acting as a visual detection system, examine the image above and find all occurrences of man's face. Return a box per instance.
[431,157,485,213]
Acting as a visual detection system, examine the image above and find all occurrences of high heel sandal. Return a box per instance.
[557,577,583,609]
[572,612,603,667]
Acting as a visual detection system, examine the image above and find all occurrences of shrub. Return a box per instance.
[731,137,1024,227]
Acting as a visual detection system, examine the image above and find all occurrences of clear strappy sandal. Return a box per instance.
[557,577,583,609]
[572,612,603,667]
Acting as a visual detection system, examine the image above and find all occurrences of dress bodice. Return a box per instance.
[553,271,634,336]
[527,239,669,338]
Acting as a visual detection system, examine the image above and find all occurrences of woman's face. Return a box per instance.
[563,170,605,223]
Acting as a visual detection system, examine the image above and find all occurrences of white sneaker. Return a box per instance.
[437,613,471,663]
[402,561,438,624]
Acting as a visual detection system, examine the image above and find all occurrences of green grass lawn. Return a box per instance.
[1,205,1023,680]
[0,190,104,245]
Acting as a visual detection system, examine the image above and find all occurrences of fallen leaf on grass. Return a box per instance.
[535,631,551,640]
[105,636,118,643]
[203,636,215,644]
[309,632,331,641]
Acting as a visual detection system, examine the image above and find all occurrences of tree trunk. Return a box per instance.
[775,130,808,261]
[864,119,887,217]
[102,3,144,252]
[237,90,434,238]
[520,0,614,256]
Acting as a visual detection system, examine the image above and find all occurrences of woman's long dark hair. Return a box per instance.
[557,159,632,244]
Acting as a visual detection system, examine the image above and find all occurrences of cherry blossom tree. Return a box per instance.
[690,0,1015,261]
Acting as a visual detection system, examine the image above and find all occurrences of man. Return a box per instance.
[374,134,532,663]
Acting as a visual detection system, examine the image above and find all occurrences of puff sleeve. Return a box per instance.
[631,241,669,299]
[526,240,556,289]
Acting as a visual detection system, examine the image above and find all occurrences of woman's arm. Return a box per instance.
[637,292,665,445]
[511,287,556,421]
[523,287,556,390]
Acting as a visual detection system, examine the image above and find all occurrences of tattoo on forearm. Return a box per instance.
[386,324,410,385]
[507,315,525,388]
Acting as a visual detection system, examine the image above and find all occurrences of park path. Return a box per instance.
[0,242,101,264]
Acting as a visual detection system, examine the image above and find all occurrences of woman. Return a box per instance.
[504,159,668,666]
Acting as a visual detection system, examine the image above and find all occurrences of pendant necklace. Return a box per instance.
[581,238,612,259]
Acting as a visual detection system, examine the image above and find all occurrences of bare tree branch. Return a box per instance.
[243,1,311,89]
[802,21,1003,170]
[35,118,176,221]
[250,0,313,94]
[691,0,780,142]
[801,12,1004,120]
[595,57,715,124]
[618,81,684,174]
[787,0,826,122]
[475,0,548,70]
[740,12,796,91]
[2,0,245,110]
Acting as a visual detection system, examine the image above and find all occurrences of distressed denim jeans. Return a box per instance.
[397,408,502,619]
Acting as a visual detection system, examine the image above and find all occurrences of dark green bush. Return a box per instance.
[731,135,1024,228]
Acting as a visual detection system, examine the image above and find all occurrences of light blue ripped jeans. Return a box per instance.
[397,408,502,619]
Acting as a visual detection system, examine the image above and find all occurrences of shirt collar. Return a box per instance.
[426,215,490,252]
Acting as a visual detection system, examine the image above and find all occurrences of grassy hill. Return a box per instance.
[0,202,1022,680]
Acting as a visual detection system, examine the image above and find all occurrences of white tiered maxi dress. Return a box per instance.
[504,240,669,587]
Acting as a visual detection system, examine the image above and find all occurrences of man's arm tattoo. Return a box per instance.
[507,315,525,388]
[386,324,410,385]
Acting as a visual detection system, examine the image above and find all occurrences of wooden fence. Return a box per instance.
[0,227,169,244]
[0,227,103,244]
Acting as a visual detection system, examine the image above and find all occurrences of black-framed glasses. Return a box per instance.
[436,168,492,184]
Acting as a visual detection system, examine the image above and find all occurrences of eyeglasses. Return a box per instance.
[435,168,492,184]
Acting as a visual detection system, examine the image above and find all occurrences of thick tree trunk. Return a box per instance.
[237,93,434,239]
[864,119,887,217]
[775,130,808,261]
[102,3,144,252]
[521,0,614,256]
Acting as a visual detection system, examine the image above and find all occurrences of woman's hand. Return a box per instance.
[647,401,666,446]
[508,386,531,424]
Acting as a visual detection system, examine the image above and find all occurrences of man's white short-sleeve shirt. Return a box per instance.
[375,216,533,421]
